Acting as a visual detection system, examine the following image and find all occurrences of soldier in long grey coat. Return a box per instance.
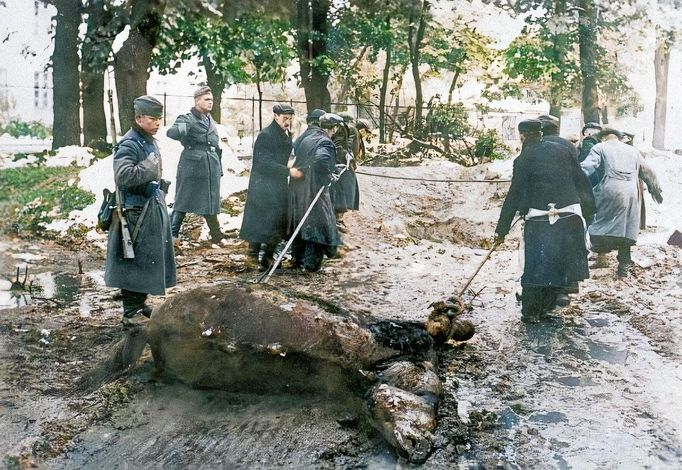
[167,86,225,244]
[581,129,663,277]
[104,95,176,323]
[240,103,302,271]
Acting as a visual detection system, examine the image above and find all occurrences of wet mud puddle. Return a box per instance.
[0,243,105,314]
[454,289,682,469]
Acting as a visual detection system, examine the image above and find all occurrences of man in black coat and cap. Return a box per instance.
[495,119,595,322]
[167,86,225,244]
[105,95,176,324]
[240,103,303,270]
[578,122,602,163]
[537,114,578,161]
[288,112,343,271]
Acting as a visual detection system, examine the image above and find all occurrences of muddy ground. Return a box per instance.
[2,164,682,469]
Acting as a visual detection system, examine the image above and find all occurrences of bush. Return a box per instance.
[473,129,509,162]
[0,119,52,139]
[0,166,95,236]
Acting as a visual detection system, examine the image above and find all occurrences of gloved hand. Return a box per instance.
[493,233,505,245]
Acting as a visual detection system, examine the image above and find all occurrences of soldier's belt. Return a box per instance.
[186,144,216,152]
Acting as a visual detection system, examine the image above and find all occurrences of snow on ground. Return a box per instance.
[44,125,249,238]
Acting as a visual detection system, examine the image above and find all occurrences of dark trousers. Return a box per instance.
[121,289,148,317]
[521,285,559,322]
[616,245,632,268]
[171,210,222,240]
[248,242,278,267]
[291,235,326,271]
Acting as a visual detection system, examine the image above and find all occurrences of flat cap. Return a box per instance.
[273,103,295,115]
[355,118,371,131]
[537,114,559,128]
[306,108,326,123]
[319,113,344,129]
[133,95,163,117]
[518,119,542,134]
[194,86,212,99]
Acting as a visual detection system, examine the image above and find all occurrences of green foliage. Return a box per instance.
[0,120,52,139]
[153,9,293,90]
[0,166,95,236]
[502,27,580,106]
[473,129,509,162]
[425,101,471,139]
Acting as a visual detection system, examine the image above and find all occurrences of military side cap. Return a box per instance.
[518,119,542,134]
[273,103,295,115]
[319,113,344,129]
[306,108,326,123]
[133,95,163,117]
[194,86,212,98]
[538,114,559,129]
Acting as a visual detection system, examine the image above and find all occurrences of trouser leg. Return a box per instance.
[121,289,150,318]
[303,242,326,271]
[170,210,186,238]
[291,236,304,268]
[617,245,632,276]
[521,285,543,323]
[260,242,278,268]
[248,242,261,261]
[204,214,223,241]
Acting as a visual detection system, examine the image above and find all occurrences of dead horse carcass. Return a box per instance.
[80,283,473,464]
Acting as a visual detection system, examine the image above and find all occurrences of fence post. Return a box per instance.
[251,96,255,149]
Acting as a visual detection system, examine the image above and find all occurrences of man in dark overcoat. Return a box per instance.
[104,95,176,323]
[578,122,602,163]
[167,86,225,244]
[330,113,360,231]
[495,119,595,322]
[240,103,302,270]
[537,114,578,160]
[288,113,343,271]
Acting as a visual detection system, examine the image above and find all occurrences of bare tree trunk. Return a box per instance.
[203,54,225,123]
[578,0,600,124]
[295,0,331,113]
[51,0,82,149]
[548,0,568,120]
[113,0,166,132]
[447,69,461,106]
[379,21,392,144]
[407,0,428,136]
[81,0,120,147]
[653,28,673,150]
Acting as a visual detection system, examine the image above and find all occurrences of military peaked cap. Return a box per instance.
[339,112,355,123]
[133,95,163,117]
[582,122,602,134]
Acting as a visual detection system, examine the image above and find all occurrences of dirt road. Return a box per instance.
[1,161,681,469]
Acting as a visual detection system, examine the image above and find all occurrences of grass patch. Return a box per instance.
[0,166,95,236]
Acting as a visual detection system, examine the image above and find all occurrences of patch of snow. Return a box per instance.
[45,146,95,167]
